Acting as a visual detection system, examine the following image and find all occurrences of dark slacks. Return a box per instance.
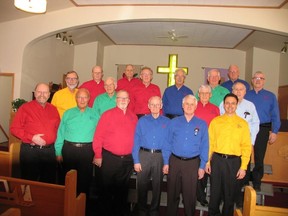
[208,154,241,216]
[62,143,94,195]
[252,126,270,188]
[20,143,56,183]
[197,173,209,202]
[101,149,134,216]
[167,155,199,216]
[137,150,163,216]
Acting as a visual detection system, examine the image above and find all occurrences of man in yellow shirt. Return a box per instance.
[206,93,251,216]
[52,71,79,118]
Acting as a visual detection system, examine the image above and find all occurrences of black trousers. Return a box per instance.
[20,143,56,183]
[208,154,241,216]
[137,150,163,216]
[197,173,209,202]
[252,126,270,187]
[101,149,134,216]
[167,155,199,216]
[62,143,94,195]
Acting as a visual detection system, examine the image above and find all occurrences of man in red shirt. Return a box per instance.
[79,65,105,107]
[194,84,220,207]
[130,66,161,118]
[93,90,138,216]
[117,64,141,93]
[10,83,60,183]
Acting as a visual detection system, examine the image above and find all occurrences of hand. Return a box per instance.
[205,164,211,174]
[268,133,277,144]
[134,163,142,172]
[236,169,246,179]
[32,134,46,146]
[93,158,102,167]
[198,168,205,179]
[56,156,63,163]
[163,165,169,174]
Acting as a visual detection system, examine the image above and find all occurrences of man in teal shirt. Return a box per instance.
[55,88,98,195]
[196,69,229,106]
[93,77,117,120]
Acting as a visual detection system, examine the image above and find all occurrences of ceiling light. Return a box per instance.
[56,33,61,40]
[62,35,68,43]
[14,0,47,14]
[69,36,74,46]
[281,41,288,54]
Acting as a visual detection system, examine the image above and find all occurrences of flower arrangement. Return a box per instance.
[12,98,27,112]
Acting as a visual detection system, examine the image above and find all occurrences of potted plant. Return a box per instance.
[11,98,27,112]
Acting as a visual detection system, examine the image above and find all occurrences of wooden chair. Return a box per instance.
[0,208,21,216]
[234,186,288,216]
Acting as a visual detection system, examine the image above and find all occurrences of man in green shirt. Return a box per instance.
[93,77,117,120]
[54,88,98,195]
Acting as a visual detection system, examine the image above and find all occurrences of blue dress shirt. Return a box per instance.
[132,114,170,164]
[162,85,193,115]
[162,115,209,169]
[245,89,281,134]
[221,79,250,92]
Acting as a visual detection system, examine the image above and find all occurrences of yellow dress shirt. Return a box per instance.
[208,114,252,170]
[51,87,78,118]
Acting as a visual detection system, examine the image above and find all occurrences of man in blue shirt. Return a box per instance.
[221,64,250,92]
[132,96,170,216]
[245,71,281,191]
[162,68,193,119]
[163,95,209,216]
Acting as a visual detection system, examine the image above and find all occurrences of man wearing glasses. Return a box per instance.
[245,71,281,191]
[51,71,79,118]
[93,90,138,216]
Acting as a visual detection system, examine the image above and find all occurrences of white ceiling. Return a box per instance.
[0,0,288,52]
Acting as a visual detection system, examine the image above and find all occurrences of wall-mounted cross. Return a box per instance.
[157,54,188,87]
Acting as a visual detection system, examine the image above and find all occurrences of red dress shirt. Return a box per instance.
[194,101,220,126]
[117,77,141,94]
[79,80,105,107]
[93,107,138,158]
[10,100,60,145]
[131,83,161,114]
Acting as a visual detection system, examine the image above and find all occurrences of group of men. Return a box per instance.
[10,63,280,216]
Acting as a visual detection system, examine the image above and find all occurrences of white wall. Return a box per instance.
[103,45,246,94]
[279,54,288,86]
[21,36,74,100]
[74,41,99,85]
[252,47,280,95]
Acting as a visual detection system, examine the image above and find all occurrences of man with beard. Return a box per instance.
[10,83,60,183]
[52,71,79,118]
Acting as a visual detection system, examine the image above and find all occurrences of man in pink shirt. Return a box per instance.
[93,90,138,216]
[131,66,161,118]
[79,65,105,107]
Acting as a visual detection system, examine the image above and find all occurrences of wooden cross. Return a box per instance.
[157,54,188,87]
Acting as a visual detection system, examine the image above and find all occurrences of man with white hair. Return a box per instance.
[163,95,209,216]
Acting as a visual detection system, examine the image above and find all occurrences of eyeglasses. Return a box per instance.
[76,96,89,99]
[66,77,78,81]
[252,77,265,80]
[35,91,49,95]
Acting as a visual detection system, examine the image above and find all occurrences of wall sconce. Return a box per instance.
[62,34,68,43]
[56,33,61,40]
[281,41,287,54]
[14,0,47,14]
[69,36,74,46]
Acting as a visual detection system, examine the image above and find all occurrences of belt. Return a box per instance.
[260,122,271,128]
[64,140,92,147]
[23,143,53,149]
[214,152,239,159]
[172,153,199,161]
[136,114,146,119]
[165,114,181,119]
[140,147,162,153]
[103,148,131,158]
